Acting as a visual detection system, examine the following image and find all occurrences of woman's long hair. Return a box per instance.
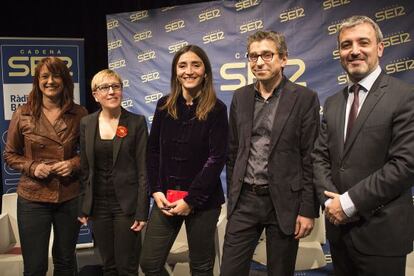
[161,45,216,121]
[28,57,74,119]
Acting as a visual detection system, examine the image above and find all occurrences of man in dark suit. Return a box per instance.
[221,30,320,276]
[312,15,414,276]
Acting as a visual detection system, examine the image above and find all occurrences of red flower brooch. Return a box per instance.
[116,126,128,138]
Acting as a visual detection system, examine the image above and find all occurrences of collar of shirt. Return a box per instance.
[254,76,286,102]
[347,65,382,93]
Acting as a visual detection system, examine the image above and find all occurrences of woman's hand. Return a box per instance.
[78,216,88,226]
[34,163,53,179]
[168,199,192,216]
[51,161,73,176]
[152,192,174,216]
[130,220,146,232]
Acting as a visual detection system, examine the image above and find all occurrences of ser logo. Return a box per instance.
[109,59,126,70]
[148,115,154,124]
[240,20,263,34]
[8,56,73,77]
[145,92,163,103]
[383,32,410,48]
[134,30,152,42]
[141,71,160,83]
[165,20,185,33]
[337,73,349,85]
[122,79,130,87]
[235,0,260,11]
[121,99,133,108]
[280,7,305,22]
[332,49,340,60]
[375,6,405,22]
[168,41,188,54]
[107,19,119,30]
[220,59,306,91]
[202,31,225,44]
[108,40,122,51]
[322,0,350,10]
[385,58,414,74]
[137,50,156,63]
[199,9,221,22]
[130,10,148,22]
[327,22,343,35]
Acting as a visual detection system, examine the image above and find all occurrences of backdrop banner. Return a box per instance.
[107,0,414,199]
[0,37,91,245]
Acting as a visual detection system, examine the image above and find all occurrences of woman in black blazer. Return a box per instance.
[78,69,149,275]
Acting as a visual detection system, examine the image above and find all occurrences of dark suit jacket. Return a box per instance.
[313,73,414,256]
[227,79,320,235]
[79,108,149,221]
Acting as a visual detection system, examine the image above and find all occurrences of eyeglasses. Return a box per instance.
[247,52,275,62]
[95,83,122,93]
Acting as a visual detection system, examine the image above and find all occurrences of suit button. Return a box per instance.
[339,167,345,172]
[40,144,45,148]
[239,178,243,182]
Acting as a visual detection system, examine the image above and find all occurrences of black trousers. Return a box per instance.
[140,205,221,276]
[91,197,141,276]
[17,196,80,276]
[221,187,299,276]
[330,230,406,276]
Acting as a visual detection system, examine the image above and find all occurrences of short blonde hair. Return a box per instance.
[91,69,123,92]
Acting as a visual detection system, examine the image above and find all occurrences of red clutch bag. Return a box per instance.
[166,189,188,203]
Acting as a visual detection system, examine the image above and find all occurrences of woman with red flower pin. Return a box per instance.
[78,69,149,275]
[140,45,228,275]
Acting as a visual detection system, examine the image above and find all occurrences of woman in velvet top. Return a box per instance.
[140,45,228,276]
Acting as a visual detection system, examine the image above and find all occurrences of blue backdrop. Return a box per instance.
[106,0,414,202]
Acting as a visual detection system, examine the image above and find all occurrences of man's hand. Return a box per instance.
[294,215,314,239]
[324,191,348,225]
[130,220,146,232]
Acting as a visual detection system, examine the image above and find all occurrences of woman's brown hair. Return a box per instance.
[161,45,216,121]
[28,56,74,119]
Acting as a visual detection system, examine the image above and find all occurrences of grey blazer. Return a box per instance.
[227,79,320,235]
[313,73,414,256]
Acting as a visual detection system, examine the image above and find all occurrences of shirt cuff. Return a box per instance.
[339,192,357,217]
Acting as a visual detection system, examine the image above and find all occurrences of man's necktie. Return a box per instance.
[346,84,360,142]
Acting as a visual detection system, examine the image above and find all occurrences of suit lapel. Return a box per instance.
[269,81,297,153]
[113,108,129,166]
[343,73,387,157]
[85,111,99,170]
[240,85,256,148]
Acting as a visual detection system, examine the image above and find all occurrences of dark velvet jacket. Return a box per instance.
[147,95,228,211]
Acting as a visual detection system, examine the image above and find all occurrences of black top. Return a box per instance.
[93,131,115,198]
[244,77,286,186]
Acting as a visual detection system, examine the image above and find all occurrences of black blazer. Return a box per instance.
[313,73,414,256]
[79,108,149,221]
[227,79,320,235]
